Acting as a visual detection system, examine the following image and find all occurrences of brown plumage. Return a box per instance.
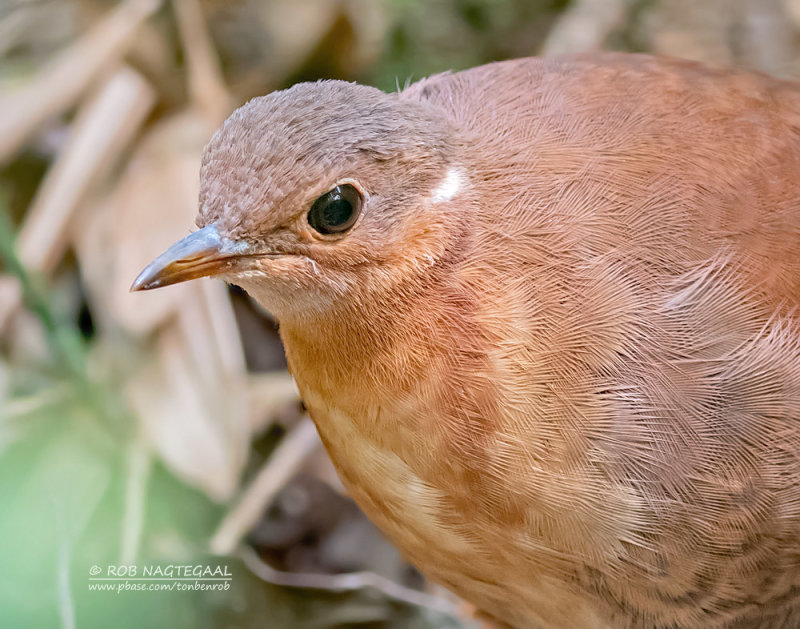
[133,53,800,628]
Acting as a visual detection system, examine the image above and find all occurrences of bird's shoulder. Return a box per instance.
[404,53,800,312]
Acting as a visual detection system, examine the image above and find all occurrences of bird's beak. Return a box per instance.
[130,224,250,291]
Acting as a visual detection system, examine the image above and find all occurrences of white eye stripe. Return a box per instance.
[431,167,464,203]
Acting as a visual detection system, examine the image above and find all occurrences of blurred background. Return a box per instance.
[1,0,800,628]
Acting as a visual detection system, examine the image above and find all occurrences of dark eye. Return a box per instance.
[307,184,362,235]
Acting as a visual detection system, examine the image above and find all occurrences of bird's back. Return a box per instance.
[395,55,800,628]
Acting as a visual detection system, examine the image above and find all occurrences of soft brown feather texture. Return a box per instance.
[154,54,800,628]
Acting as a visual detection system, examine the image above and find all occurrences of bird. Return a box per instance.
[132,53,800,628]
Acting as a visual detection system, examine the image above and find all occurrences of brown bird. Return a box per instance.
[132,53,800,628]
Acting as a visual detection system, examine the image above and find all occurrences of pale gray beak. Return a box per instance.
[131,224,250,291]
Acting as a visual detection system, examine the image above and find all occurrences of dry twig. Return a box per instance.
[0,0,160,164]
[17,66,155,273]
[210,417,321,555]
[239,545,460,617]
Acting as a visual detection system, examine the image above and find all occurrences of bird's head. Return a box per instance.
[132,80,469,322]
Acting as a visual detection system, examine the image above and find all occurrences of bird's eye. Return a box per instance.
[307,184,362,235]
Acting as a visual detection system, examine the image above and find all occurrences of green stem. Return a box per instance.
[0,198,87,380]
